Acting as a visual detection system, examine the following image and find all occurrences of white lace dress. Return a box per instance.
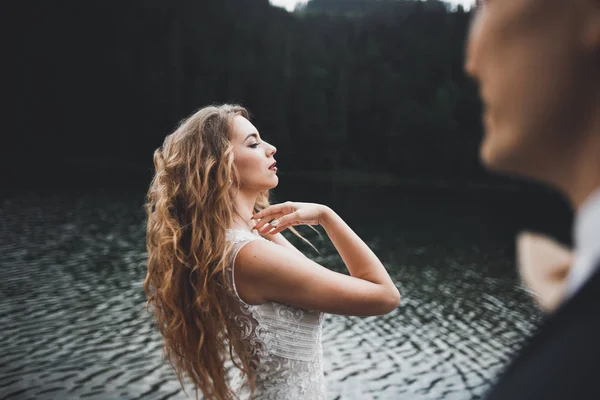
[226,229,326,400]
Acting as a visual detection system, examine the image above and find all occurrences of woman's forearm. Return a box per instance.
[320,207,396,288]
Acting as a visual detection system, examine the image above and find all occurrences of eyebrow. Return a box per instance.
[244,133,259,142]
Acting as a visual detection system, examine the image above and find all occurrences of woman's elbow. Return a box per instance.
[390,287,401,310]
[378,287,401,314]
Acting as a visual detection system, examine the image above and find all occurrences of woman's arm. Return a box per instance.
[320,208,397,295]
[233,203,400,316]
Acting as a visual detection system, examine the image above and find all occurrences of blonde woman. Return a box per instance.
[144,104,400,400]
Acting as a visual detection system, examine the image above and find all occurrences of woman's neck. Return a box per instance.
[231,189,259,231]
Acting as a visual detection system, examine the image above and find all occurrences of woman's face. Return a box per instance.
[230,115,278,191]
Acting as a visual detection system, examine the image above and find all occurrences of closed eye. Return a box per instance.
[249,142,260,148]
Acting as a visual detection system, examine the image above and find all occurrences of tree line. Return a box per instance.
[2,0,507,186]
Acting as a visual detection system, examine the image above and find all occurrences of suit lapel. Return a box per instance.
[495,263,600,382]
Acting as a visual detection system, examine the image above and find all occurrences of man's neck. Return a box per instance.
[556,100,600,211]
[565,128,600,212]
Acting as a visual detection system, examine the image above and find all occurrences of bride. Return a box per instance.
[144,104,400,400]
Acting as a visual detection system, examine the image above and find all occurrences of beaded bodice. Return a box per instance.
[226,229,326,400]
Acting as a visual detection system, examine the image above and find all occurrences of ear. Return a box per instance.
[580,0,600,53]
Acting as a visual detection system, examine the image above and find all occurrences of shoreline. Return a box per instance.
[4,159,544,194]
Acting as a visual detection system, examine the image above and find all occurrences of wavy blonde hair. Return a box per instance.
[144,104,270,399]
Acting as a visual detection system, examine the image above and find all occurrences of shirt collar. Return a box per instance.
[575,188,600,255]
[567,188,600,296]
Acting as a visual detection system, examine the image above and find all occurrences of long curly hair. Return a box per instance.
[144,104,269,399]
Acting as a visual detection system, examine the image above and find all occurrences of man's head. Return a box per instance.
[465,0,600,189]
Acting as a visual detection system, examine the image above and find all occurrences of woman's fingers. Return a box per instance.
[252,202,320,236]
[273,212,299,229]
[254,212,283,231]
[257,212,299,236]
[255,216,283,235]
[268,222,294,236]
[259,221,294,236]
[256,222,275,235]
[252,203,292,221]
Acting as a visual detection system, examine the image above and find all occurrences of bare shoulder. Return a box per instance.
[233,238,310,304]
[232,236,399,316]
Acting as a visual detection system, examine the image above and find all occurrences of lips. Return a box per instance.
[268,161,277,171]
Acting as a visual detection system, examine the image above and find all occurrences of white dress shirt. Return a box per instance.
[566,188,600,297]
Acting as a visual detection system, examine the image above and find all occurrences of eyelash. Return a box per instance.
[249,142,260,148]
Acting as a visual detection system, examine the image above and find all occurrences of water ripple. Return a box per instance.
[0,189,542,399]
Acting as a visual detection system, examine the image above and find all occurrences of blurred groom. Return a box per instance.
[464,0,600,399]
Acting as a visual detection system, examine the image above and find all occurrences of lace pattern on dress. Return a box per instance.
[225,229,326,399]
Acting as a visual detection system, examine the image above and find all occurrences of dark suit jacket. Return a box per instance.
[485,263,600,400]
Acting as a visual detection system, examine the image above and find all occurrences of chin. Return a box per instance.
[479,127,521,176]
[267,176,279,189]
[480,137,503,172]
[480,130,544,183]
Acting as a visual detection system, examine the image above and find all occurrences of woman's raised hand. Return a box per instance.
[252,202,329,236]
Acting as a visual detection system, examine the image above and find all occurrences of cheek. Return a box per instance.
[485,29,575,128]
[234,155,252,170]
[488,8,580,129]
[233,152,266,183]
[475,4,584,176]
[481,87,573,176]
[499,40,582,149]
[235,157,254,178]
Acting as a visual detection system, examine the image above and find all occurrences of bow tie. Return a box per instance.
[517,232,573,313]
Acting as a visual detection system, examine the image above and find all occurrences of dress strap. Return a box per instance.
[226,229,261,245]
[226,229,265,304]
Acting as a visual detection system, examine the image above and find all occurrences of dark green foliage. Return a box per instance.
[1,0,498,185]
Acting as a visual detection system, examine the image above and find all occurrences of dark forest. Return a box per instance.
[2,0,512,188]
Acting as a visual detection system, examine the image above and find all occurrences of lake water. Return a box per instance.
[0,180,573,399]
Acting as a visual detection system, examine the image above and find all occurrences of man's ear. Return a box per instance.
[581,0,600,53]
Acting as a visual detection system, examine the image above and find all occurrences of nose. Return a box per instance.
[267,143,277,157]
[464,38,477,80]
[464,50,477,79]
[464,10,483,80]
